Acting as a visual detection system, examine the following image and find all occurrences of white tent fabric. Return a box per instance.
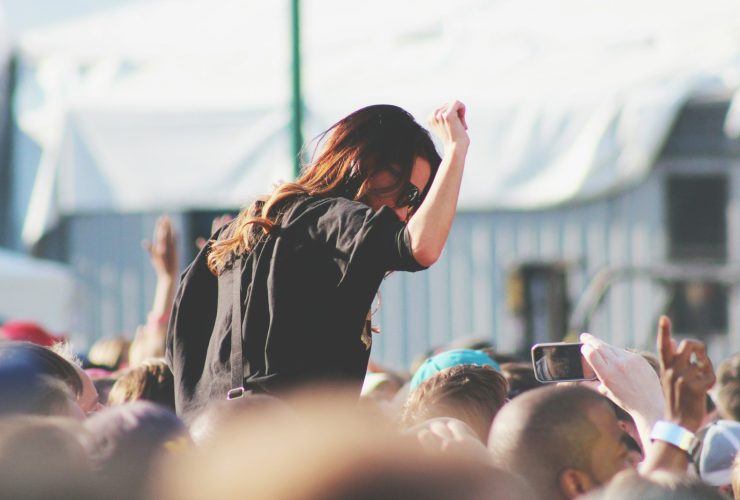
[302,0,740,209]
[0,248,78,332]
[11,0,740,245]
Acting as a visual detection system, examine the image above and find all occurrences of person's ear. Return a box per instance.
[558,468,595,499]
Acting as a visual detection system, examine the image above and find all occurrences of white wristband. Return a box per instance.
[650,420,698,455]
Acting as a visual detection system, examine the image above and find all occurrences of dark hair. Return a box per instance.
[207,104,441,275]
[0,341,83,401]
[107,358,175,411]
[499,361,544,399]
[400,364,508,442]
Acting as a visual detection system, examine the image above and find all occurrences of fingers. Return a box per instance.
[673,339,707,373]
[417,429,442,453]
[580,342,608,379]
[428,101,467,128]
[455,101,468,130]
[446,418,477,442]
[657,315,673,371]
[580,332,611,351]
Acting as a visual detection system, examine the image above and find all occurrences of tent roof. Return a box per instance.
[9,0,740,245]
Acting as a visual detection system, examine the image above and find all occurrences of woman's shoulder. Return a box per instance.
[283,196,372,227]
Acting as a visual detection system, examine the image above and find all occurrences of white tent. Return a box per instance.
[0,248,78,332]
[11,0,740,245]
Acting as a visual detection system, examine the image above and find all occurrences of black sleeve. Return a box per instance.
[295,197,427,276]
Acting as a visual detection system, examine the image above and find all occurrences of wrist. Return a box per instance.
[156,272,175,282]
[650,420,699,455]
[444,139,469,154]
[668,416,702,434]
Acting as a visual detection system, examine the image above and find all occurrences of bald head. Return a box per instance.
[488,385,626,499]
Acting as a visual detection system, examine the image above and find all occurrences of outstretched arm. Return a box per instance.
[406,101,469,267]
[640,316,716,474]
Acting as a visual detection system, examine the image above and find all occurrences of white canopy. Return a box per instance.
[0,248,78,332]
[11,0,740,245]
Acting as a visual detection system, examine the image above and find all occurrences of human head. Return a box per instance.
[75,364,104,416]
[156,390,531,500]
[410,349,501,391]
[308,104,441,217]
[360,371,405,402]
[207,104,440,274]
[0,416,96,500]
[107,358,174,411]
[499,361,543,399]
[717,355,740,387]
[715,355,740,422]
[87,336,130,371]
[488,385,630,499]
[48,340,104,416]
[400,364,508,442]
[0,341,83,413]
[82,402,189,500]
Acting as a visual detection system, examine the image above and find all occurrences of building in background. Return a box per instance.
[3,0,740,367]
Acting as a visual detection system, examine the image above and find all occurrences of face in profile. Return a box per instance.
[364,157,432,222]
[585,401,632,486]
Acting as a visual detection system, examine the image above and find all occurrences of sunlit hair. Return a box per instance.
[400,365,508,442]
[207,104,441,275]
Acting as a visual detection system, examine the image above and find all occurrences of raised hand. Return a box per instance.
[580,333,663,414]
[143,216,179,278]
[657,316,716,432]
[639,316,717,473]
[427,100,470,151]
[580,333,664,451]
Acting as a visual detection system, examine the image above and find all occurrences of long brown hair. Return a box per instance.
[208,104,441,275]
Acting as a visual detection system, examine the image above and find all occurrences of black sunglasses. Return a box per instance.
[396,184,422,210]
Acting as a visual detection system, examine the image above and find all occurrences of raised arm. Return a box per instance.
[406,101,469,267]
[580,333,665,454]
[130,216,179,366]
[640,316,716,474]
[145,215,179,323]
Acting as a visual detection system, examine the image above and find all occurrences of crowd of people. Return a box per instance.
[2,102,740,499]
[0,222,738,500]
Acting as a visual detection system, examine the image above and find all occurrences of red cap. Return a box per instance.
[0,321,64,347]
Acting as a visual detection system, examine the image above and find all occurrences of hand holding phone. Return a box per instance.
[531,342,597,383]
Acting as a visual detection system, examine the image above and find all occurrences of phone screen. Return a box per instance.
[531,343,597,383]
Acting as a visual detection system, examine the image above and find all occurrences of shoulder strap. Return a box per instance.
[227,255,245,400]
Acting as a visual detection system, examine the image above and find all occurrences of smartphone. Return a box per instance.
[531,342,597,383]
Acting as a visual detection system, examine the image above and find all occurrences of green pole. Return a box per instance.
[290,0,303,179]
